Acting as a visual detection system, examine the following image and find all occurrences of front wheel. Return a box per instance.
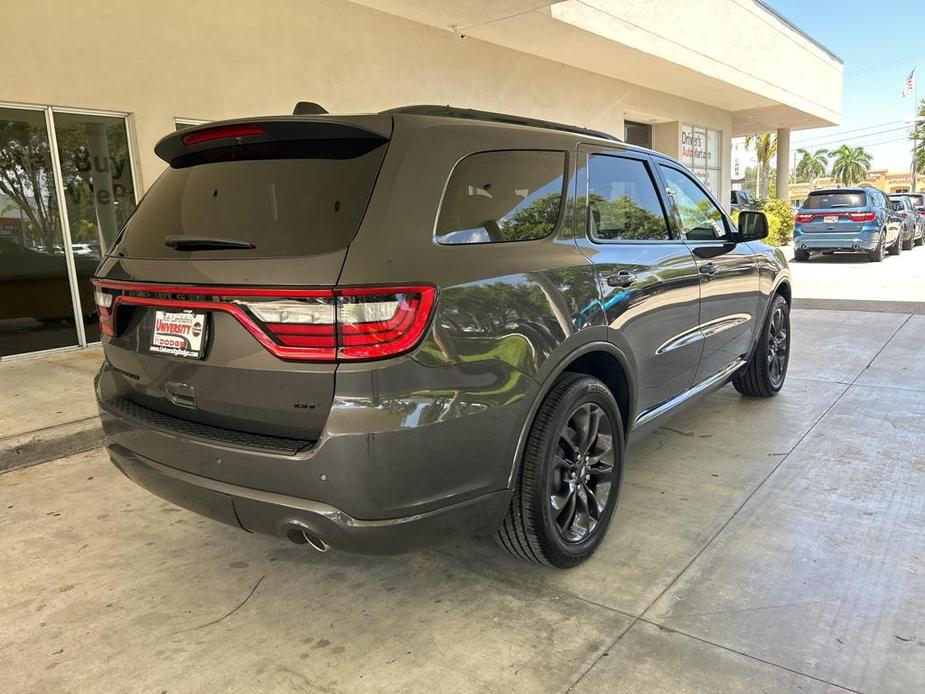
[497,373,623,568]
[793,249,810,262]
[902,232,914,251]
[890,233,902,255]
[733,294,790,398]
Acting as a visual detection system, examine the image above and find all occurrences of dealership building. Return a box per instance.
[0,0,842,358]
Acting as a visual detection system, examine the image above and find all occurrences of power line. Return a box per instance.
[793,120,902,142]
[847,55,923,74]
[793,125,912,149]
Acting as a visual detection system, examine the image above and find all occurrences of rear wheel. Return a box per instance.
[914,232,924,247]
[903,232,914,251]
[497,373,623,568]
[793,249,810,262]
[868,237,885,262]
[733,294,790,398]
[890,233,902,255]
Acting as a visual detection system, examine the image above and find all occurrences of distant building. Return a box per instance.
[789,170,925,207]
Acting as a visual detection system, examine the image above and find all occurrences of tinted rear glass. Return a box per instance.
[111,139,387,259]
[906,194,924,206]
[803,192,867,209]
[436,150,566,244]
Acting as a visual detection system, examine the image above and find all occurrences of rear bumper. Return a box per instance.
[793,228,880,252]
[107,441,512,554]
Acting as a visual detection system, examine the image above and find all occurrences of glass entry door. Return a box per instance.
[0,103,138,357]
[0,106,78,356]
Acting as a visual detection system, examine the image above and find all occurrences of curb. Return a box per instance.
[0,417,104,474]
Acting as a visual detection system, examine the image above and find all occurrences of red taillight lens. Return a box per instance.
[795,213,814,223]
[93,288,115,336]
[336,287,437,360]
[847,211,876,222]
[182,124,268,146]
[232,286,436,361]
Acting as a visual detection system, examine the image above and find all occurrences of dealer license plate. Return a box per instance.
[150,310,207,359]
[823,215,839,224]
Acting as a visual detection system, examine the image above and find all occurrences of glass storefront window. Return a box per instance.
[680,124,722,195]
[53,111,137,343]
[0,107,78,356]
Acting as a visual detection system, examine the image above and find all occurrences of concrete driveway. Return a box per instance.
[785,242,925,304]
[1,308,923,694]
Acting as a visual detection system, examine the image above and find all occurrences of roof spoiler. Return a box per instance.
[154,116,390,166]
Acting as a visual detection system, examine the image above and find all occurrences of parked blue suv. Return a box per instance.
[793,187,901,262]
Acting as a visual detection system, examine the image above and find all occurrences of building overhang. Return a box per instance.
[350,0,843,134]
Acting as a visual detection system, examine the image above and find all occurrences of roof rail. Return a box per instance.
[381,105,620,142]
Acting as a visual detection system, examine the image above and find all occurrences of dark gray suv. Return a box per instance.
[93,105,791,568]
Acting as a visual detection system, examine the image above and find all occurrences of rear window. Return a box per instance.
[906,194,924,206]
[802,192,867,209]
[436,150,566,244]
[111,139,387,259]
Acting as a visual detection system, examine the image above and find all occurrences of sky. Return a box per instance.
[757,0,923,172]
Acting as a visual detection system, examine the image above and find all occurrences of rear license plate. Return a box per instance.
[150,310,207,359]
[823,215,839,224]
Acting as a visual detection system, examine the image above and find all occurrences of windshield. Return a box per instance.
[802,192,867,209]
[111,139,387,259]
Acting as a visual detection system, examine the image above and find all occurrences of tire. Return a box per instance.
[890,233,902,255]
[903,233,914,251]
[497,373,624,568]
[733,294,790,398]
[914,233,924,247]
[868,237,885,262]
[793,249,810,262]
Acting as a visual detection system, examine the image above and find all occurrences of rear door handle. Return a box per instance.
[699,262,718,278]
[606,270,638,288]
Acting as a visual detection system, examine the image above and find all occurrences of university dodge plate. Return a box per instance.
[823,215,839,223]
[151,310,206,358]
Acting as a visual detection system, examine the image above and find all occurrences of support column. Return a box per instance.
[776,127,790,201]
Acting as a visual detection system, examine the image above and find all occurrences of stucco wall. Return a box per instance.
[2,0,732,200]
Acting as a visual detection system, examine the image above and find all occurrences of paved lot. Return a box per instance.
[2,308,924,694]
[785,242,925,303]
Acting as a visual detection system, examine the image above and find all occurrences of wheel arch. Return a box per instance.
[505,341,635,488]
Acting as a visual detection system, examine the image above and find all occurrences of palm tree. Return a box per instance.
[830,145,872,185]
[745,133,777,199]
[911,98,925,187]
[794,148,829,184]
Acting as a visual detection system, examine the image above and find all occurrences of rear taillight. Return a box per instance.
[847,211,876,222]
[795,213,814,223]
[181,124,268,146]
[90,281,436,362]
[93,288,115,336]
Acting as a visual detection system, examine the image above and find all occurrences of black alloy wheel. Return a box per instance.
[497,373,623,568]
[733,294,790,397]
[549,402,615,543]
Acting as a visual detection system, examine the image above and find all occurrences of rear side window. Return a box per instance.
[436,150,566,245]
[803,192,867,209]
[588,155,671,241]
[111,139,387,259]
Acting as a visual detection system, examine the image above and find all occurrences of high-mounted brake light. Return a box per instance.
[182,124,268,146]
[847,211,876,222]
[89,281,437,362]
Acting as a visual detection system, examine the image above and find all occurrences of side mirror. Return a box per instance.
[737,210,769,241]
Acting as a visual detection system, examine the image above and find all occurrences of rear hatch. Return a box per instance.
[94,116,392,442]
[797,190,872,233]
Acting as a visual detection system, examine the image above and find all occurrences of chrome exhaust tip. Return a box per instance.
[301,530,331,553]
[285,524,331,552]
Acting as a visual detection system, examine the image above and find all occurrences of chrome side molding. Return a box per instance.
[634,357,746,428]
[656,314,752,355]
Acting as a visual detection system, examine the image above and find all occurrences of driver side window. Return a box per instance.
[658,165,727,240]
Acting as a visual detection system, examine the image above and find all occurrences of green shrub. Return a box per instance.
[759,198,794,246]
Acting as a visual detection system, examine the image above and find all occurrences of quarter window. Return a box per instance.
[436,150,566,245]
[587,155,670,241]
[658,165,727,240]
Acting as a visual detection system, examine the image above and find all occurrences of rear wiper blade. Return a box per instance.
[164,235,255,251]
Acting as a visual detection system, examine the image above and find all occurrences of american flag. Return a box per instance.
[901,68,916,97]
